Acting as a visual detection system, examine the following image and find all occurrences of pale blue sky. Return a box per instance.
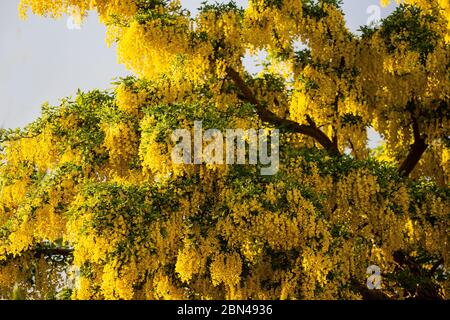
[0,0,396,142]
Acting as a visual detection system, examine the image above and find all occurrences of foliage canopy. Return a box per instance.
[0,0,448,299]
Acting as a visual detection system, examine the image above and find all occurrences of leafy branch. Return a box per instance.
[226,67,340,156]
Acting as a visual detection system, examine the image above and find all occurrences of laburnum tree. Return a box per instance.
[0,0,448,300]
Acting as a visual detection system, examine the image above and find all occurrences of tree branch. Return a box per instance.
[225,67,340,156]
[429,258,444,276]
[1,246,74,265]
[33,247,74,257]
[350,278,390,300]
[398,111,428,177]
[393,250,444,300]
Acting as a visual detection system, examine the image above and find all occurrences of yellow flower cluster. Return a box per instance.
[210,252,242,298]
[5,129,57,172]
[244,0,303,52]
[112,18,211,83]
[175,244,203,283]
[19,0,137,22]
[101,260,138,300]
[197,9,244,66]
[115,84,147,115]
[102,121,138,175]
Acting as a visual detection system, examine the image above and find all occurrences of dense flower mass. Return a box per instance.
[0,0,448,299]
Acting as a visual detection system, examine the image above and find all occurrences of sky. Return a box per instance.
[0,0,397,144]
